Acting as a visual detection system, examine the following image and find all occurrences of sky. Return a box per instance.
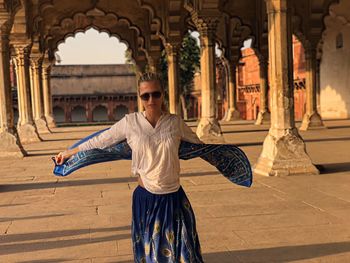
[56,28,128,64]
[56,28,252,65]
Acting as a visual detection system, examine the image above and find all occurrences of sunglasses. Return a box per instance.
[139,91,162,101]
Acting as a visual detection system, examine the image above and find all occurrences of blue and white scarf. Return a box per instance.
[52,129,253,187]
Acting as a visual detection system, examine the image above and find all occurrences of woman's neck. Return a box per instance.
[145,110,163,128]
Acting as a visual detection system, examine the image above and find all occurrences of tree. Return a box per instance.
[160,32,200,119]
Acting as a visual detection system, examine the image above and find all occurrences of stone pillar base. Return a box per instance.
[45,115,56,129]
[17,123,41,144]
[196,117,225,143]
[253,130,319,176]
[299,112,325,131]
[35,118,51,133]
[255,111,271,125]
[0,131,26,158]
[225,108,241,121]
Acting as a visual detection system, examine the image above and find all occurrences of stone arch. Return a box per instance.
[92,105,108,122]
[42,10,147,62]
[227,16,254,63]
[114,105,129,121]
[53,106,65,123]
[319,0,350,119]
[34,1,157,62]
[71,105,87,122]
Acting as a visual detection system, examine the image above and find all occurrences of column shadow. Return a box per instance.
[316,162,350,174]
[114,241,350,262]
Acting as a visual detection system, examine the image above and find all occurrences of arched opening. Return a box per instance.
[93,105,108,122]
[166,30,200,120]
[238,37,260,121]
[50,28,138,125]
[71,106,87,122]
[53,106,65,123]
[320,0,350,119]
[56,28,128,65]
[114,105,129,120]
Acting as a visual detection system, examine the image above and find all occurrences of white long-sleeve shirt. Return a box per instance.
[78,112,201,194]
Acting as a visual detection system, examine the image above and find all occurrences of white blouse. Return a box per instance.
[78,112,202,194]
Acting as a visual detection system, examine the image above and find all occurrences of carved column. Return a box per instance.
[165,43,181,115]
[42,60,56,128]
[194,17,224,142]
[300,47,324,130]
[225,60,240,121]
[0,22,25,157]
[30,54,50,133]
[255,58,271,124]
[147,50,162,74]
[254,0,318,176]
[12,44,41,144]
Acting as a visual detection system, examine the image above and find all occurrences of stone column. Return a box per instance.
[255,58,271,124]
[254,0,318,176]
[0,23,26,157]
[135,67,143,112]
[165,43,181,115]
[30,55,50,133]
[225,60,240,121]
[195,18,224,142]
[12,44,41,144]
[299,47,324,130]
[42,60,56,128]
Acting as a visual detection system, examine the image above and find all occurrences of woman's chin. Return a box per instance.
[146,106,160,111]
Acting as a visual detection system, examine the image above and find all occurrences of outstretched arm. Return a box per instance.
[54,117,128,165]
[178,117,203,144]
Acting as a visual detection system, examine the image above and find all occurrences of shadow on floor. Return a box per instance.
[0,233,130,256]
[114,241,350,263]
[222,129,269,134]
[305,137,350,143]
[0,214,66,223]
[17,260,66,263]
[40,138,84,142]
[225,241,350,262]
[327,125,350,130]
[316,162,350,174]
[26,152,69,157]
[1,226,130,244]
[0,171,222,193]
[0,177,137,193]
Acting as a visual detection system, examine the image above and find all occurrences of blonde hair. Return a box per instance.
[137,72,164,92]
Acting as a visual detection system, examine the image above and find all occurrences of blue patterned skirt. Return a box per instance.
[132,186,204,263]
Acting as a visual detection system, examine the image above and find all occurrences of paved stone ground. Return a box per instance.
[0,119,350,263]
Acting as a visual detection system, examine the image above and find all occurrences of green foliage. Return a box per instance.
[179,33,200,93]
[160,32,200,98]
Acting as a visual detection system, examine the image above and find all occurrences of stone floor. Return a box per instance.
[0,119,350,263]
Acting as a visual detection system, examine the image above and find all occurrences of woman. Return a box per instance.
[55,72,204,263]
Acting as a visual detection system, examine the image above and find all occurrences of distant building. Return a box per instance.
[191,36,308,121]
[51,64,137,123]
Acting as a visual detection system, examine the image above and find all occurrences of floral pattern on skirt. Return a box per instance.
[132,186,204,263]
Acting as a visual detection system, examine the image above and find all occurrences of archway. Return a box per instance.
[114,105,129,120]
[71,106,87,122]
[93,105,109,122]
[53,106,65,123]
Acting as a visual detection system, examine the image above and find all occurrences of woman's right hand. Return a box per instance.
[54,147,79,165]
[54,151,70,165]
